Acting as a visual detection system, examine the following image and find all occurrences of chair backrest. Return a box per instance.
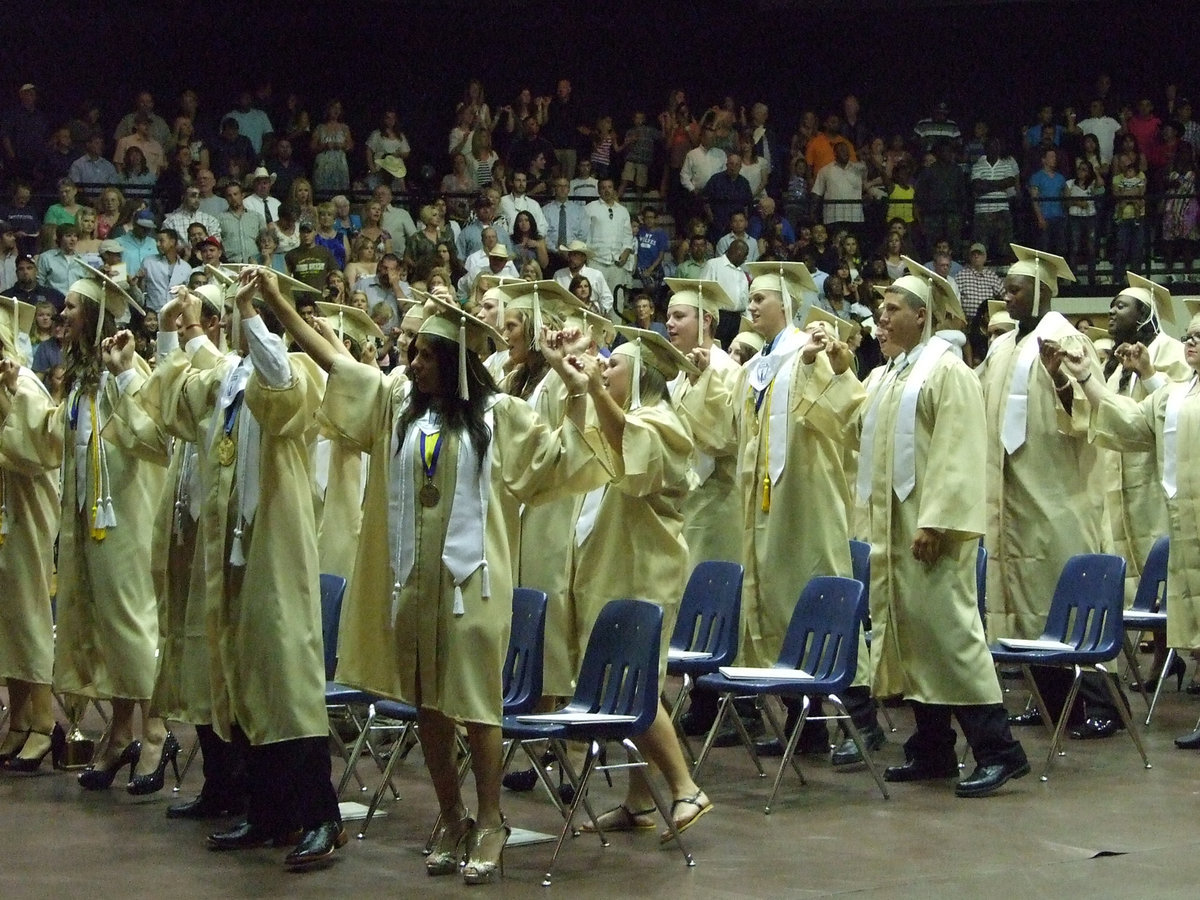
[1041,554,1127,659]
[319,573,348,682]
[976,544,988,627]
[503,588,548,715]
[776,576,866,692]
[849,540,871,611]
[1129,536,1170,614]
[668,560,744,665]
[567,599,663,735]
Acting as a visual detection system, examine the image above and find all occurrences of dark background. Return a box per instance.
[3,0,1192,174]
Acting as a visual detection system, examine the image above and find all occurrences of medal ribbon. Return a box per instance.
[223,391,244,441]
[421,429,444,481]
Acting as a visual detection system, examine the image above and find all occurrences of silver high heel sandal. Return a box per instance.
[426,815,474,876]
[462,820,511,885]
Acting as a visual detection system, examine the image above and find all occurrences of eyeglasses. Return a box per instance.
[1183,332,1200,345]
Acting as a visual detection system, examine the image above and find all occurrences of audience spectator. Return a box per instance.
[542,176,588,250]
[163,185,222,244]
[68,132,118,188]
[1023,104,1062,149]
[1,84,50,183]
[290,177,318,225]
[553,240,614,317]
[1161,144,1198,275]
[805,113,856,175]
[217,181,266,263]
[1064,158,1104,282]
[634,206,670,288]
[1028,146,1068,255]
[0,181,42,256]
[971,137,1019,260]
[114,90,172,148]
[311,99,353,193]
[365,108,411,189]
[680,116,727,204]
[544,78,584,179]
[499,171,549,237]
[914,139,968,254]
[114,113,167,175]
[210,116,257,179]
[134,226,191,310]
[509,210,549,271]
[115,208,160,276]
[1111,149,1148,282]
[812,142,866,237]
[285,220,337,288]
[269,137,305,200]
[954,241,1003,322]
[584,177,635,300]
[913,100,961,152]
[1078,98,1122,165]
[223,90,274,156]
[244,167,282,223]
[702,153,754,241]
[569,157,600,203]
[42,178,84,237]
[716,210,760,264]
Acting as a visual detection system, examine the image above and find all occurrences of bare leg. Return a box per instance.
[133,703,169,777]
[464,722,504,829]
[623,701,704,809]
[1,680,32,755]
[10,682,55,761]
[99,697,137,767]
[418,708,468,821]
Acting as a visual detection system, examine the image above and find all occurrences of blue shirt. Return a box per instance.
[636,227,669,272]
[69,154,119,187]
[116,232,159,277]
[1029,170,1067,220]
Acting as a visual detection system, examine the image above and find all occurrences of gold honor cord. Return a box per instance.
[760,381,774,513]
[90,395,106,541]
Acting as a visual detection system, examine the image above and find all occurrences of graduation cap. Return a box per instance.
[317,301,386,350]
[802,305,858,344]
[378,155,407,180]
[70,261,143,347]
[473,273,525,322]
[495,280,584,349]
[1181,297,1200,321]
[744,261,817,325]
[1118,272,1175,332]
[561,307,616,350]
[888,257,965,339]
[417,289,506,399]
[728,315,765,358]
[611,324,700,409]
[0,294,35,360]
[1007,244,1076,316]
[664,277,736,344]
[191,283,228,316]
[204,264,239,309]
[986,299,1016,333]
[1081,325,1114,353]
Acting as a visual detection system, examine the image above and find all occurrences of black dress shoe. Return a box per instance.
[208,821,301,851]
[679,711,716,738]
[755,728,830,758]
[883,759,959,783]
[1068,717,1123,740]
[955,760,1031,797]
[831,724,886,767]
[284,822,347,869]
[501,767,538,792]
[1174,728,1200,749]
[1007,709,1043,727]
[166,794,240,820]
[709,726,742,748]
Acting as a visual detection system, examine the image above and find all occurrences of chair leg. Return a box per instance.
[174,735,200,792]
[691,693,730,780]
[879,702,897,733]
[542,740,602,887]
[828,694,889,801]
[761,698,802,781]
[1096,664,1151,770]
[667,674,697,764]
[549,738,606,834]
[356,720,411,840]
[625,738,695,869]
[1146,647,1174,726]
[335,704,375,796]
[1123,635,1151,712]
[765,696,809,814]
[1039,666,1084,782]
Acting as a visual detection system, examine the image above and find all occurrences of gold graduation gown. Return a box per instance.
[1092,378,1200,648]
[672,345,743,571]
[572,399,694,676]
[978,317,1105,640]
[1099,333,1188,602]
[0,369,61,684]
[859,349,1002,704]
[734,340,865,668]
[320,358,609,726]
[316,434,367,591]
[40,361,169,700]
[151,338,329,744]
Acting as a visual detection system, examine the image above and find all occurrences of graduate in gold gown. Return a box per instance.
[0,296,62,772]
[267,284,610,884]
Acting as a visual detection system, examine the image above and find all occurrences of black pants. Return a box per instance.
[714,310,742,353]
[195,723,247,808]
[1029,666,1126,727]
[231,724,340,833]
[905,701,1027,769]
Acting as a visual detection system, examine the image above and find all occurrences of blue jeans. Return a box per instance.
[1112,219,1145,283]
[1068,215,1097,282]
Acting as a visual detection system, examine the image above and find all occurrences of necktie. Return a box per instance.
[262,198,273,224]
[558,203,567,245]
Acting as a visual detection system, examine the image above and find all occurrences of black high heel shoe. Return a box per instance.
[6,724,65,773]
[1130,656,1187,692]
[128,733,180,796]
[0,729,30,766]
[78,740,141,791]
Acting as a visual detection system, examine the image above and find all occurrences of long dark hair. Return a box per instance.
[396,332,498,470]
[64,298,117,394]
[504,311,550,401]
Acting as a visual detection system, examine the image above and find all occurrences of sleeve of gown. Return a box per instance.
[916,362,986,540]
[793,353,867,444]
[1053,333,1104,437]
[676,363,739,457]
[1091,389,1159,453]
[102,362,170,466]
[319,356,401,453]
[498,394,613,505]
[0,373,64,475]
[246,350,323,440]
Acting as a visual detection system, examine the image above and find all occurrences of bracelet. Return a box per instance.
[1053,379,1071,392]
[568,392,587,399]
[1078,372,1092,385]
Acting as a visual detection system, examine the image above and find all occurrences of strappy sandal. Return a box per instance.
[660,791,713,843]
[580,803,657,833]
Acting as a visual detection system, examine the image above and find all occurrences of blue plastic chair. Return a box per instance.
[692,576,889,812]
[664,561,744,761]
[976,544,988,628]
[989,553,1150,780]
[1120,536,1171,723]
[352,588,549,840]
[848,540,897,734]
[500,598,695,886]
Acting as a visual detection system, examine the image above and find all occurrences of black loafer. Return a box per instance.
[1174,728,1200,749]
[284,822,347,869]
[955,760,1031,797]
[207,821,301,851]
[167,795,240,820]
[501,767,538,792]
[831,725,886,767]
[883,759,959,783]
[1068,717,1123,740]
[679,711,716,737]
[1007,708,1043,727]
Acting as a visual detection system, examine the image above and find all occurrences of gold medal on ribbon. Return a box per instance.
[419,482,441,508]
[217,435,236,467]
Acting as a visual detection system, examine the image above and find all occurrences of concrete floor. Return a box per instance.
[2,674,1199,900]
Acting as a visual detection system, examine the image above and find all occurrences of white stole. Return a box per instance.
[574,485,607,547]
[1162,374,1197,498]
[746,328,809,487]
[207,358,262,566]
[1001,312,1070,454]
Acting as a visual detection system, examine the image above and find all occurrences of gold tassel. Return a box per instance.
[761,476,771,513]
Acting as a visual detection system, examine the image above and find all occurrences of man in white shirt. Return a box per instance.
[458,239,519,299]
[542,176,588,249]
[136,227,192,311]
[1078,99,1122,165]
[223,91,274,156]
[584,177,635,302]
[568,158,599,205]
[163,187,222,244]
[552,240,614,319]
[374,183,418,256]
[354,254,406,328]
[715,211,760,263]
[701,238,750,346]
[811,142,865,232]
[680,121,727,195]
[243,167,281,223]
[499,171,549,237]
